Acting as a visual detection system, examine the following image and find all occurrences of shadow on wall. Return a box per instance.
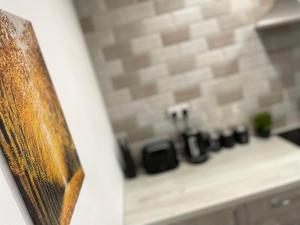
[257,24,300,127]
[0,149,33,225]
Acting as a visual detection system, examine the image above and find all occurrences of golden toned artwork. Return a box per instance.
[0,10,84,225]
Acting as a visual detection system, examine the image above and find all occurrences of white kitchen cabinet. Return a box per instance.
[166,185,300,225]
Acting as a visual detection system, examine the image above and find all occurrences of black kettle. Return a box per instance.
[182,129,209,164]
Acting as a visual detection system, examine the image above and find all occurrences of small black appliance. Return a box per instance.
[221,129,235,148]
[209,132,222,152]
[234,126,249,144]
[142,140,178,175]
[182,129,209,164]
[119,141,137,179]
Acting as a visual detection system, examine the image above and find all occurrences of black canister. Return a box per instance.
[209,132,222,152]
[119,140,137,179]
[221,129,235,148]
[182,129,209,164]
[234,126,249,144]
[201,132,211,150]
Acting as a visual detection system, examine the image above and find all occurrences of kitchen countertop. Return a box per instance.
[125,137,300,225]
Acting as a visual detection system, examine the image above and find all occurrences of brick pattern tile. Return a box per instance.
[103,42,132,61]
[212,60,239,78]
[217,87,243,106]
[208,32,235,49]
[162,27,190,46]
[74,0,300,159]
[168,55,195,75]
[154,0,184,14]
[175,85,201,103]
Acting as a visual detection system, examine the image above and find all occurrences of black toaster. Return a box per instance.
[142,140,178,174]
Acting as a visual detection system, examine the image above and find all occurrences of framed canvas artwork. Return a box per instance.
[0,10,84,225]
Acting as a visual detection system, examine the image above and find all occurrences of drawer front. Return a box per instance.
[276,203,300,225]
[166,208,239,225]
[251,207,300,225]
[246,187,300,225]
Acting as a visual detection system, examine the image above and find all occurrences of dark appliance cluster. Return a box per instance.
[119,109,250,178]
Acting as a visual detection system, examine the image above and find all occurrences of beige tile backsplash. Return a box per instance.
[74,0,300,157]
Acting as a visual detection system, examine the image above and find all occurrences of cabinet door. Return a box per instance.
[251,219,279,225]
[250,207,300,225]
[246,186,300,225]
[167,208,241,225]
[277,202,300,225]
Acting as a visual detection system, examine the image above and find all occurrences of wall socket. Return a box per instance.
[167,103,190,120]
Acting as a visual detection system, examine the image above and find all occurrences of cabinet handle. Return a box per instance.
[282,199,291,206]
[271,198,291,208]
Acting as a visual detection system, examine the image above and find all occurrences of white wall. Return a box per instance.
[0,0,123,225]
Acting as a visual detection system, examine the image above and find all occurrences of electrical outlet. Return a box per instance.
[167,103,190,120]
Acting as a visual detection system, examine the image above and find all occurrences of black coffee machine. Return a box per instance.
[181,109,209,164]
[182,129,209,164]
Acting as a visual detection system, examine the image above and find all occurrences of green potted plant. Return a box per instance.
[254,112,272,138]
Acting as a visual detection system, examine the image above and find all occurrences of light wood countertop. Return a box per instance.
[125,137,300,225]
